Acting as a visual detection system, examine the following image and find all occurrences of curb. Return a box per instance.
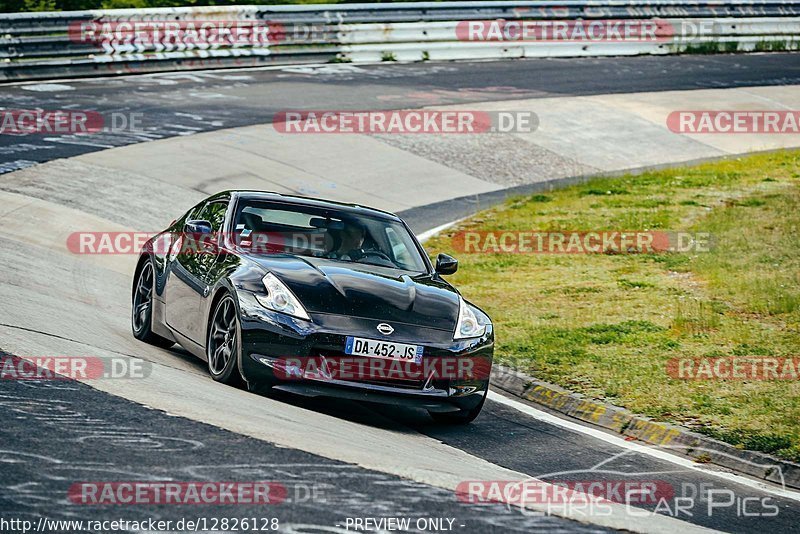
[491,365,800,491]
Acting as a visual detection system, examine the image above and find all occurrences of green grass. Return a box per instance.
[428,150,800,461]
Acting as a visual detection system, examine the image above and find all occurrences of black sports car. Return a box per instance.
[131,191,493,423]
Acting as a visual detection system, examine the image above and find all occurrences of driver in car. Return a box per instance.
[331,222,366,261]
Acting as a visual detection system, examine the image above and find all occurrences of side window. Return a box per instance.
[196,201,229,232]
[385,227,412,267]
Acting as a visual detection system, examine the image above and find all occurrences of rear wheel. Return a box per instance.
[131,259,174,348]
[429,388,487,425]
[207,294,243,386]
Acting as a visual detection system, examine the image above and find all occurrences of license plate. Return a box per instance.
[344,336,423,364]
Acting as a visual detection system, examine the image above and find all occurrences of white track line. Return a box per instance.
[488,390,800,502]
[417,217,466,243]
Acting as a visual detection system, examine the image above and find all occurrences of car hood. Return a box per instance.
[248,255,460,331]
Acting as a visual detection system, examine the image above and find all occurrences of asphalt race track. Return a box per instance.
[2,54,800,533]
[2,53,800,171]
[0,351,601,534]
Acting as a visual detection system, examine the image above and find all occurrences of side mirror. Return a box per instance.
[185,220,212,234]
[435,253,458,275]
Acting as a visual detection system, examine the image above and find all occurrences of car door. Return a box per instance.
[164,199,229,344]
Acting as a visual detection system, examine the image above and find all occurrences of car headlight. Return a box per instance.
[255,273,310,321]
[454,297,486,339]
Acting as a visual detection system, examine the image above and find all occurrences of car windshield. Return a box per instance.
[232,200,428,273]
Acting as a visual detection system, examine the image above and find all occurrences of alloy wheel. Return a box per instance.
[209,297,237,375]
[132,262,153,332]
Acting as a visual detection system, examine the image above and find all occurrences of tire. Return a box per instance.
[207,294,243,386]
[131,258,174,349]
[429,387,487,425]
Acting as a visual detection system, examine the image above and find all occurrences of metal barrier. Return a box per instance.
[1,1,799,81]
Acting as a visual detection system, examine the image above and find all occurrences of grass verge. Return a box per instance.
[427,150,800,461]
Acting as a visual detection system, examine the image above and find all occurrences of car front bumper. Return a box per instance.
[236,293,493,412]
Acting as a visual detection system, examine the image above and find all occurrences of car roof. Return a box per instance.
[226,190,401,221]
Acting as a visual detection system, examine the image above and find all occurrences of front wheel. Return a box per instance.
[207,294,243,386]
[131,259,174,348]
[429,387,488,425]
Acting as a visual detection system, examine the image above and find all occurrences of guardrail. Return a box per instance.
[1,1,799,82]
